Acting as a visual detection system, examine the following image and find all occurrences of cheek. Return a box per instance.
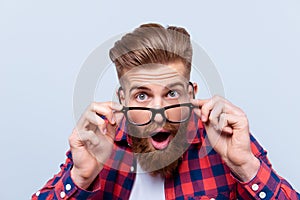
[128,124,146,138]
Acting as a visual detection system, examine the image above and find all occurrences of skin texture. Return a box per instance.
[69,61,259,189]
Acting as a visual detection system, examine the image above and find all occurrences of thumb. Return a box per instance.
[105,122,118,142]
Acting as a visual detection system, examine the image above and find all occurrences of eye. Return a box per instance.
[167,90,179,98]
[136,92,148,101]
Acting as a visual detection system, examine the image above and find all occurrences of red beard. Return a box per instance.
[128,121,189,178]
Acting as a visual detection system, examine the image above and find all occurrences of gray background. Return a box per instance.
[1,0,299,199]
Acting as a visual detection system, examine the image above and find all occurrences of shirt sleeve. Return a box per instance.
[234,134,300,200]
[31,151,102,200]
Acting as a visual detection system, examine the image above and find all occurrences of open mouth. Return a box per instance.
[150,131,172,150]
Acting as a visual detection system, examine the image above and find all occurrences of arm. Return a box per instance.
[31,151,102,200]
[32,101,123,199]
[235,134,300,200]
[192,96,299,200]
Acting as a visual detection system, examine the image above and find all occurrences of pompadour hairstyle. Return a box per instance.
[109,23,193,79]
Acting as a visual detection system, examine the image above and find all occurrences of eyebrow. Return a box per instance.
[129,86,151,94]
[128,82,187,94]
[165,82,186,89]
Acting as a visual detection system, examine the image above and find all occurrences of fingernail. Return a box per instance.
[103,128,107,134]
[201,116,206,122]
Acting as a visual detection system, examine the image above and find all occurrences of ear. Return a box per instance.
[188,82,198,99]
[117,87,126,105]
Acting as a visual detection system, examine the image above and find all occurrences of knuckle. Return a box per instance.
[98,119,106,126]
[69,129,79,145]
[201,105,209,113]
[68,134,74,144]
[101,108,110,116]
[208,115,214,122]
[212,95,221,101]
[92,137,100,146]
[84,130,99,145]
[220,113,226,121]
[106,101,114,107]
[89,102,97,110]
[238,111,247,118]
[241,115,248,124]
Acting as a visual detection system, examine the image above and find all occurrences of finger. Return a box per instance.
[193,96,241,122]
[95,101,123,112]
[84,111,108,133]
[113,111,124,126]
[218,113,248,134]
[199,97,217,122]
[105,123,118,142]
[76,110,104,132]
[190,99,209,120]
[224,112,249,131]
[193,106,201,118]
[222,126,233,134]
[207,96,244,116]
[77,130,100,147]
[85,111,106,126]
[91,102,123,125]
[208,101,224,127]
[75,104,108,133]
[190,98,209,108]
[101,101,125,126]
[218,113,233,134]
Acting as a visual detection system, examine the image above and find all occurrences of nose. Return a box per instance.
[151,96,165,124]
[152,96,163,108]
[153,112,164,124]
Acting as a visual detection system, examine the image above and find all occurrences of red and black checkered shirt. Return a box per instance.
[32,114,299,199]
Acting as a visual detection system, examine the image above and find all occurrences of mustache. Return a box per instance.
[128,122,179,139]
[128,121,190,177]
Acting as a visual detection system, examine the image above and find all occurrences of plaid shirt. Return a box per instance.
[32,114,299,200]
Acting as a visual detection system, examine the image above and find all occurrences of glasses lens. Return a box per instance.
[165,105,191,123]
[127,109,152,125]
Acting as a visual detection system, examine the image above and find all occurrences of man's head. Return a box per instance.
[109,23,197,177]
[109,23,193,80]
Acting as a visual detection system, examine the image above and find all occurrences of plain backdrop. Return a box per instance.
[0,1,299,199]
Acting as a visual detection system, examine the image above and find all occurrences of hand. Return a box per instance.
[69,101,123,189]
[192,96,260,182]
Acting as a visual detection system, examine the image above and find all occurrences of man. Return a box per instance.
[32,23,299,199]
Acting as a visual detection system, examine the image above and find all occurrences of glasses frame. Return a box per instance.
[121,103,196,126]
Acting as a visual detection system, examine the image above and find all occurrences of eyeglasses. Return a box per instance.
[121,103,196,126]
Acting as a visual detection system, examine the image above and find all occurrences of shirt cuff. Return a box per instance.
[232,160,281,199]
[54,167,101,199]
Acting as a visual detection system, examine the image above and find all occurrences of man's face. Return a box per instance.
[119,61,195,176]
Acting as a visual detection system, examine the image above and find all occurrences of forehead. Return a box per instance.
[120,62,189,89]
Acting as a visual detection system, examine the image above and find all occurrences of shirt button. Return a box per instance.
[259,191,266,199]
[251,183,259,191]
[130,166,135,172]
[35,191,40,196]
[60,191,66,198]
[65,184,71,191]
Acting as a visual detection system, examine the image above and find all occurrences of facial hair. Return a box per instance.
[128,121,189,178]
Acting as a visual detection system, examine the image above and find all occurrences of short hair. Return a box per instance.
[109,23,193,79]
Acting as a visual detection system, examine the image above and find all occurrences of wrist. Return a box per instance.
[71,164,103,189]
[228,155,260,182]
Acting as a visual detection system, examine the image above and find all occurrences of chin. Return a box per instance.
[128,122,189,177]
